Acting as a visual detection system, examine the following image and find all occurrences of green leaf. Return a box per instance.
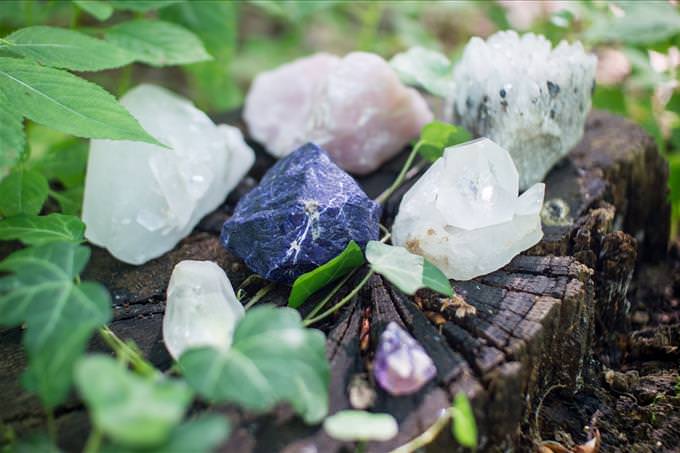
[32,139,88,188]
[0,58,160,145]
[0,213,85,245]
[365,241,453,297]
[106,20,212,67]
[0,169,48,217]
[76,354,193,448]
[452,392,477,449]
[50,187,84,216]
[592,85,627,115]
[0,93,24,173]
[10,434,62,453]
[180,306,330,424]
[390,46,453,97]
[109,0,180,12]
[288,240,364,308]
[323,410,398,442]
[0,243,112,407]
[4,26,134,71]
[414,121,472,162]
[586,2,680,45]
[73,1,114,21]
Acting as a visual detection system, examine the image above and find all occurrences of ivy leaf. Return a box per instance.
[323,410,398,442]
[106,20,212,67]
[0,58,161,145]
[76,354,193,448]
[4,26,134,71]
[288,240,364,308]
[73,1,114,21]
[390,46,454,97]
[365,241,453,297]
[452,392,477,449]
[180,306,330,424]
[414,121,472,162]
[0,213,85,245]
[0,243,112,407]
[0,169,48,217]
[0,93,24,174]
[109,0,181,12]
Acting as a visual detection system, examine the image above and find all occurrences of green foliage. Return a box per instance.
[32,139,88,189]
[76,354,193,448]
[390,46,453,97]
[4,26,134,71]
[365,241,453,297]
[323,410,398,442]
[0,243,112,407]
[414,122,472,162]
[587,2,680,45]
[180,306,330,424]
[452,392,477,449]
[0,57,160,145]
[0,213,85,245]
[288,240,364,308]
[108,0,181,13]
[106,20,212,67]
[0,94,24,172]
[73,1,114,21]
[0,169,48,217]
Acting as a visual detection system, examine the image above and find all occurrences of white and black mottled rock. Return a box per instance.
[220,143,381,284]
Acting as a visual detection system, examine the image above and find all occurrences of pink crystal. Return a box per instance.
[374,322,436,395]
[244,52,433,175]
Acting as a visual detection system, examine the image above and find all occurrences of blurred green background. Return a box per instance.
[1,0,679,230]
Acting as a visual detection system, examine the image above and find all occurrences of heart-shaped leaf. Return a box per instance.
[414,121,472,162]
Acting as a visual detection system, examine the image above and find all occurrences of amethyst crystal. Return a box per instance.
[374,322,436,395]
[221,143,381,284]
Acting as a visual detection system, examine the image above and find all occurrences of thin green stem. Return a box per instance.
[82,426,102,453]
[98,326,156,377]
[389,408,452,453]
[375,147,420,205]
[305,267,358,321]
[244,283,275,310]
[46,408,57,444]
[303,270,374,327]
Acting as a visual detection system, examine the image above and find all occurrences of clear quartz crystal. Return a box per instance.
[449,31,597,189]
[82,85,254,265]
[162,260,244,360]
[392,138,545,281]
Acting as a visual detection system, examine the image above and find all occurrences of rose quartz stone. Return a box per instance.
[244,52,433,175]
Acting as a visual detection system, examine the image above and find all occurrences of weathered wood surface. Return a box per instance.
[0,111,668,452]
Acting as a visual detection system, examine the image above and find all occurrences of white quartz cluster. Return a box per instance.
[163,260,244,360]
[244,52,433,175]
[392,138,544,281]
[82,84,255,265]
[449,31,597,189]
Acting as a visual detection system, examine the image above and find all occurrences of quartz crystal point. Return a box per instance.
[221,143,381,284]
[449,31,597,189]
[244,52,433,175]
[374,322,436,396]
[82,84,255,265]
[163,260,244,360]
[392,138,545,281]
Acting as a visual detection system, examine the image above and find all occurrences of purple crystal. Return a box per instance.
[374,322,436,395]
[221,143,381,284]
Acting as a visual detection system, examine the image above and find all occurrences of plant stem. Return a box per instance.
[375,147,420,205]
[98,326,156,377]
[244,283,275,310]
[303,270,374,327]
[304,267,358,321]
[389,408,452,453]
[82,426,102,453]
[46,408,57,444]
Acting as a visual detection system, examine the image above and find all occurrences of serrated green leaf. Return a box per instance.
[366,241,453,297]
[4,26,134,71]
[288,240,364,308]
[390,46,453,97]
[323,411,398,442]
[0,93,24,173]
[109,0,180,12]
[106,20,212,67]
[452,392,477,449]
[0,213,85,245]
[0,243,112,407]
[76,354,193,448]
[0,169,48,217]
[0,58,160,145]
[32,139,88,188]
[414,121,472,162]
[73,1,114,21]
[180,306,330,424]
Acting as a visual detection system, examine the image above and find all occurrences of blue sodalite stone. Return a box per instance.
[221,143,381,284]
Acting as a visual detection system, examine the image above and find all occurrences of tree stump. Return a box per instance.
[0,111,668,452]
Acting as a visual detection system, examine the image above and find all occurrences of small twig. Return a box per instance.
[244,282,275,310]
[98,326,156,377]
[389,408,452,453]
[534,383,567,442]
[303,270,374,327]
[375,147,420,204]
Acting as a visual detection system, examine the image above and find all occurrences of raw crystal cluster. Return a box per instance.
[449,31,597,189]
[392,138,545,281]
[82,84,254,265]
[221,143,381,284]
[244,52,433,175]
[374,322,436,395]
[162,260,244,360]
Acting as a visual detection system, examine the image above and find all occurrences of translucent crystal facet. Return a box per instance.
[374,322,436,396]
[392,138,545,281]
[244,52,433,175]
[82,84,254,265]
[449,31,597,189]
[162,260,244,360]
